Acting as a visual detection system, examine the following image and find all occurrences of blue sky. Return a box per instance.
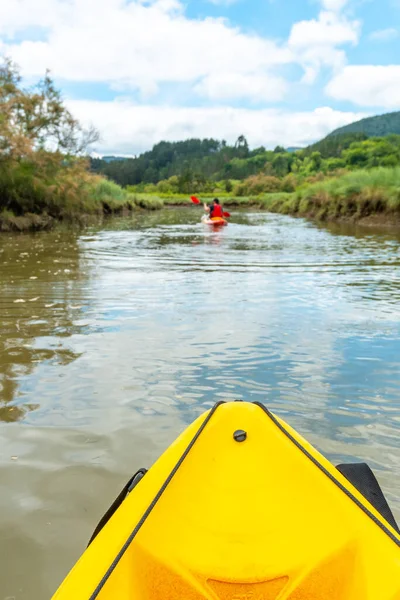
[0,0,399,154]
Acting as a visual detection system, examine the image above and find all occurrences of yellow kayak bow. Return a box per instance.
[53,401,400,599]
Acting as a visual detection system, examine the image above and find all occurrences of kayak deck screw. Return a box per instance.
[233,429,247,442]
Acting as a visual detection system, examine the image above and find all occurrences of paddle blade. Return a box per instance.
[190,196,201,204]
[223,211,231,218]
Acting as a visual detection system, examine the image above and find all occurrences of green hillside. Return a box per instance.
[327,112,400,138]
[304,112,400,159]
[304,132,368,158]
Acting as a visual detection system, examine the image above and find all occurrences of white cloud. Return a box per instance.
[0,0,374,155]
[326,65,400,107]
[1,0,362,106]
[289,11,359,48]
[67,98,368,154]
[321,0,349,12]
[369,28,398,42]
[194,72,288,102]
[2,0,292,102]
[288,9,360,83]
[0,0,69,37]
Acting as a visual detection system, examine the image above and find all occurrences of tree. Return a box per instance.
[0,58,101,215]
[178,167,194,193]
[309,151,322,172]
[235,135,247,148]
[0,59,99,161]
[235,134,249,158]
[343,147,369,167]
[272,153,291,177]
[224,179,233,193]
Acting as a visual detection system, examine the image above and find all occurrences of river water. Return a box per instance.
[1,208,400,598]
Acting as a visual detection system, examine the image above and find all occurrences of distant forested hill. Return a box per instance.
[90,136,272,186]
[327,112,400,138]
[304,132,369,158]
[89,112,400,190]
[303,112,400,158]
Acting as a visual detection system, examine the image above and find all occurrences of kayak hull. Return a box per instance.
[201,216,228,227]
[53,402,400,600]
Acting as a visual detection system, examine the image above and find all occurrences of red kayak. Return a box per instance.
[201,216,228,227]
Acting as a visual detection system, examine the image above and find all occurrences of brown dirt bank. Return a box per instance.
[0,206,136,233]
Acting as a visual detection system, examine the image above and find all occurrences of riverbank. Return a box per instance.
[1,60,174,233]
[0,191,250,232]
[135,167,400,227]
[4,167,400,232]
[261,167,400,225]
[0,185,169,232]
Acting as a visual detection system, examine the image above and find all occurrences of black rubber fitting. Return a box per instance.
[233,429,247,442]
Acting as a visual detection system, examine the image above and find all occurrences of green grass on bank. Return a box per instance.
[131,193,268,208]
[3,166,400,232]
[263,167,400,221]
[130,168,400,223]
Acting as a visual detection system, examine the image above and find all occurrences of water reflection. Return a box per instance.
[0,232,85,420]
[323,219,400,242]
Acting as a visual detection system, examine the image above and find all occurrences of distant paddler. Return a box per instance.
[203,198,224,219]
[190,196,231,224]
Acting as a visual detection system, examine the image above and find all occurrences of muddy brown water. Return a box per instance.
[1,209,400,598]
